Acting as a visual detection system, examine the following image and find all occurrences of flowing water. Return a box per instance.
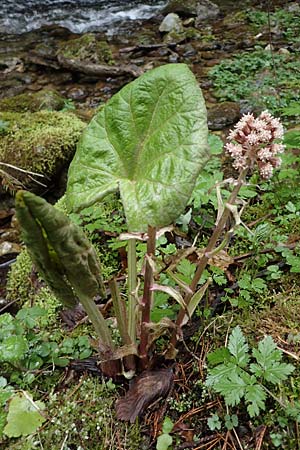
[0,0,167,35]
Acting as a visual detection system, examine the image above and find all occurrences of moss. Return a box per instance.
[5,376,147,450]
[58,34,114,65]
[0,90,66,113]
[0,111,85,189]
[6,250,35,305]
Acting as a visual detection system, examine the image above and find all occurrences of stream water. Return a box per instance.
[0,0,167,35]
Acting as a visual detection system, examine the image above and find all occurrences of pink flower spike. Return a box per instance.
[226,110,285,179]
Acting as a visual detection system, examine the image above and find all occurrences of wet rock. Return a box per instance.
[159,13,184,33]
[0,89,66,113]
[207,101,240,130]
[0,111,85,192]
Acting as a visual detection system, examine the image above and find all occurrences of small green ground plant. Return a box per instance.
[209,48,300,114]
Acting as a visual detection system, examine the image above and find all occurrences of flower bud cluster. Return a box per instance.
[225,111,285,179]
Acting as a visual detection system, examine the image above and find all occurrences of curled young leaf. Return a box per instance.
[15,190,105,307]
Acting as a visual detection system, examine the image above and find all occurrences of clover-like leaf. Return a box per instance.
[67,63,208,231]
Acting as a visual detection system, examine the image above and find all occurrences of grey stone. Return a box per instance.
[159,13,184,33]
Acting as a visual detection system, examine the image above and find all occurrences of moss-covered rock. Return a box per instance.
[0,110,85,191]
[57,33,114,65]
[0,90,66,113]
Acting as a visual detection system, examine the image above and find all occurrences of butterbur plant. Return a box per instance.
[15,63,286,422]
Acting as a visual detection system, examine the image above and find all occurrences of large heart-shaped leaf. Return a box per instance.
[67,63,209,231]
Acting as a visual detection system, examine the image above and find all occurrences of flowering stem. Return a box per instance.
[170,168,248,348]
[139,225,156,369]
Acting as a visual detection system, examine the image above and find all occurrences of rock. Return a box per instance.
[195,1,220,27]
[159,13,184,33]
[163,0,200,16]
[57,33,114,66]
[0,241,22,257]
[0,111,86,192]
[0,90,66,113]
[67,87,87,101]
[28,42,60,69]
[163,0,219,21]
[207,101,240,130]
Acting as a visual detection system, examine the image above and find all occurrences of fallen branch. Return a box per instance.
[57,54,143,78]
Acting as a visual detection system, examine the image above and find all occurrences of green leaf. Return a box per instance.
[162,417,174,434]
[156,433,173,450]
[251,336,295,383]
[224,414,238,430]
[0,335,28,362]
[207,413,222,431]
[208,133,223,155]
[207,347,231,366]
[16,307,47,329]
[67,63,209,231]
[212,371,247,406]
[245,384,266,417]
[0,410,7,437]
[284,130,300,148]
[206,362,238,386]
[0,377,7,388]
[3,392,46,437]
[227,326,249,367]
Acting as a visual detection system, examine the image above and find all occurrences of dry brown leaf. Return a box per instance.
[116,368,174,423]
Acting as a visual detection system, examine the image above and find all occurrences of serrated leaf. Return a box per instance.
[252,335,281,365]
[156,433,173,450]
[207,347,231,366]
[245,384,266,417]
[213,371,247,406]
[252,361,295,385]
[227,326,249,367]
[67,63,209,232]
[3,392,46,437]
[251,336,295,383]
[205,362,237,386]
